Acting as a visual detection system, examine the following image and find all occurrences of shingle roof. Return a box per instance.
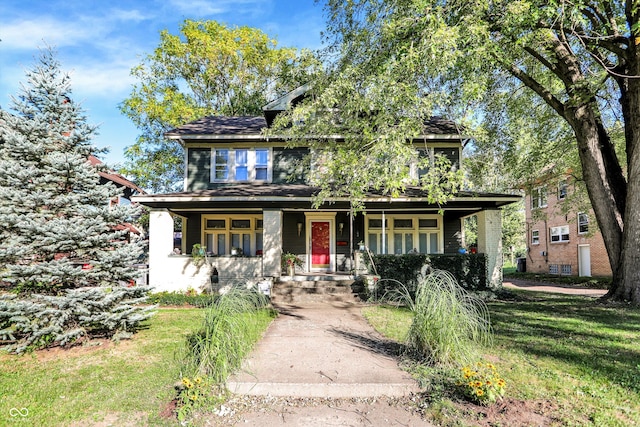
[166,115,463,138]
[165,116,266,137]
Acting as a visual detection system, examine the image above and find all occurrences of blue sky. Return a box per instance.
[0,0,325,166]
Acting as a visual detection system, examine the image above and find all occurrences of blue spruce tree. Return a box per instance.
[0,49,153,353]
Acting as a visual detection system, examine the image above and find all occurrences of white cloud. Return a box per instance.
[69,61,137,98]
[166,0,270,17]
[0,18,95,50]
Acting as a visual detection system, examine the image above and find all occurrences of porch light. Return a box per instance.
[338,222,344,235]
[297,221,303,236]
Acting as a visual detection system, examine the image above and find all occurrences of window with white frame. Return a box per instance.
[531,187,547,209]
[558,180,568,200]
[365,215,441,255]
[211,148,271,182]
[202,215,263,256]
[550,225,570,243]
[578,212,589,234]
[531,230,540,245]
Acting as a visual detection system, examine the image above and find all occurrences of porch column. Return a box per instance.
[148,209,175,290]
[476,209,503,289]
[263,209,283,278]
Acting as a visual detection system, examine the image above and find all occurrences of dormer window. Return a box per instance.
[211,148,272,183]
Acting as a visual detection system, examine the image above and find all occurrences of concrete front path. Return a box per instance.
[227,301,419,399]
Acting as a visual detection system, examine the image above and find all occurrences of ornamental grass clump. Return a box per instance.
[181,287,275,384]
[458,362,506,405]
[393,269,492,366]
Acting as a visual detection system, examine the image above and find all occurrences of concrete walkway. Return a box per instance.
[503,279,608,297]
[227,301,419,399]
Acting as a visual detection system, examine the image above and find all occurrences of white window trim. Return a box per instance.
[531,229,540,245]
[558,180,568,200]
[201,214,264,256]
[210,147,273,183]
[578,212,589,234]
[531,186,548,209]
[550,225,570,243]
[364,214,443,255]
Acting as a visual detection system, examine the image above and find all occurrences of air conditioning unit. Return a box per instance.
[540,251,547,256]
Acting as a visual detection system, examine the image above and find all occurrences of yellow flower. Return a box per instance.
[474,381,483,387]
[486,380,492,386]
[486,363,495,370]
[497,379,506,387]
[468,381,476,387]
[195,377,202,385]
[476,389,484,396]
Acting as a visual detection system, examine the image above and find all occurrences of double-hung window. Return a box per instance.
[211,148,271,182]
[202,215,263,256]
[366,214,441,255]
[531,187,547,209]
[531,230,540,245]
[550,225,570,243]
[578,213,589,234]
[558,180,568,200]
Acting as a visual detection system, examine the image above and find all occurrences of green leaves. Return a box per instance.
[120,20,318,192]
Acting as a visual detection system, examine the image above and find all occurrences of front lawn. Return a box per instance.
[0,308,204,426]
[363,291,640,426]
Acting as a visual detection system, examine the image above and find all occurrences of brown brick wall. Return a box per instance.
[524,183,612,277]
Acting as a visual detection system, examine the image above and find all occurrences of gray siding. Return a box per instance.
[184,213,202,253]
[443,216,462,254]
[187,148,211,191]
[273,147,308,184]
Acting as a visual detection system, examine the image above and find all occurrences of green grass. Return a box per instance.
[0,308,204,426]
[363,291,640,426]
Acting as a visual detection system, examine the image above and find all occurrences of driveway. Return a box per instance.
[503,278,608,297]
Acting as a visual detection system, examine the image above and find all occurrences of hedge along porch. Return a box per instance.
[141,187,515,293]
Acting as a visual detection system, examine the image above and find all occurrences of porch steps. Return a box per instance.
[271,277,361,304]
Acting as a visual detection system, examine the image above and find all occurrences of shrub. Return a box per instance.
[389,270,492,366]
[365,254,488,297]
[0,286,155,353]
[147,291,217,307]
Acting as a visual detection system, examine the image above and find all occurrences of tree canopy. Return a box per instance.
[0,49,152,352]
[120,19,319,192]
[282,0,639,303]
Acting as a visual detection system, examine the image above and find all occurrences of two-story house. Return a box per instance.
[524,176,611,277]
[134,88,520,293]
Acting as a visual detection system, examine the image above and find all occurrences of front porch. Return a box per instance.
[140,187,517,294]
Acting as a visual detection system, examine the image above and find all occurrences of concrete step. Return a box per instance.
[271,280,360,304]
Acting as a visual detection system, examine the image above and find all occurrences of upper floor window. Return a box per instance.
[531,187,547,209]
[558,180,568,200]
[211,148,271,183]
[578,213,589,234]
[550,225,570,243]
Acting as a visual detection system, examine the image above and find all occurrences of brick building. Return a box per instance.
[524,177,611,277]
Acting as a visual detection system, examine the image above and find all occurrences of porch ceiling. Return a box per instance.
[134,184,521,213]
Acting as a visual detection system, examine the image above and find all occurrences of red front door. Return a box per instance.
[311,221,331,269]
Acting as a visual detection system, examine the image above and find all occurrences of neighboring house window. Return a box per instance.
[365,215,441,255]
[578,212,589,234]
[550,225,570,243]
[211,148,272,182]
[531,187,547,209]
[549,264,559,275]
[561,264,572,275]
[558,180,568,200]
[202,215,263,256]
[531,230,540,245]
